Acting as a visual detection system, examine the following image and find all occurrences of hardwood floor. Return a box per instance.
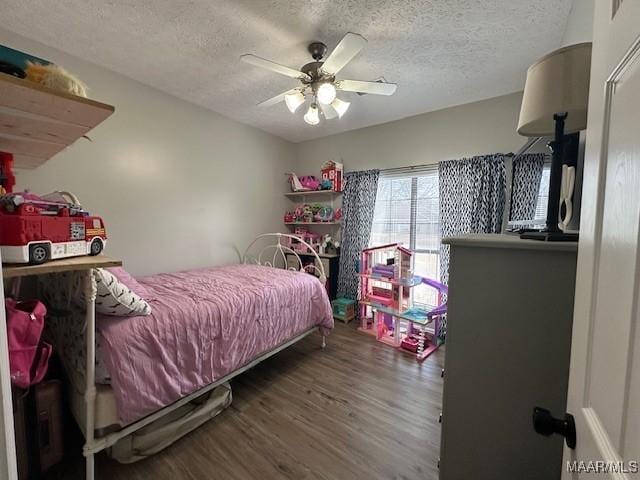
[54,321,444,480]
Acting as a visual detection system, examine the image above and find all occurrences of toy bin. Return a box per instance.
[332,298,356,323]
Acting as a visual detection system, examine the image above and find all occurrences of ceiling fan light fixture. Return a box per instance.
[242,32,397,127]
[331,97,350,118]
[284,91,305,113]
[304,103,320,125]
[317,82,337,105]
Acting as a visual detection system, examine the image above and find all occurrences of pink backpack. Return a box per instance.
[5,298,52,389]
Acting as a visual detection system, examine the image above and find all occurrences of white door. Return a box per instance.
[563,0,640,478]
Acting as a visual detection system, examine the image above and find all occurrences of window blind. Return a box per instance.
[371,165,440,305]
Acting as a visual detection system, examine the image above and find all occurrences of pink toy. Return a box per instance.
[6,298,51,388]
[287,228,321,254]
[299,176,321,191]
[357,243,447,362]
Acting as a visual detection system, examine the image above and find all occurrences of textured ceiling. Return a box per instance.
[0,0,572,143]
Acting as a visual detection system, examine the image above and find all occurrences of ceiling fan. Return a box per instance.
[241,32,397,125]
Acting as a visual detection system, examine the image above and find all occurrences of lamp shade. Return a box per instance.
[517,42,592,136]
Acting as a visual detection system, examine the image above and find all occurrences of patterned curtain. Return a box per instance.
[337,169,380,300]
[439,154,506,285]
[510,153,548,223]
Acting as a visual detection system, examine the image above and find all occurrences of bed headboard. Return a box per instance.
[242,233,327,283]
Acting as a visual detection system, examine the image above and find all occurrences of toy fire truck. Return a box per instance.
[0,191,107,265]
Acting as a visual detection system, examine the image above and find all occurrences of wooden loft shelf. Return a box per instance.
[0,74,115,169]
[284,190,342,198]
[2,255,122,279]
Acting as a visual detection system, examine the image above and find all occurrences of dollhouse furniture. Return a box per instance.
[358,243,446,362]
[438,234,577,479]
[332,297,356,323]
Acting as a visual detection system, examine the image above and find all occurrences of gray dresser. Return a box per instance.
[439,234,577,480]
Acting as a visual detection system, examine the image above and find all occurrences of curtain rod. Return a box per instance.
[506,137,544,158]
[381,163,438,174]
[381,140,545,175]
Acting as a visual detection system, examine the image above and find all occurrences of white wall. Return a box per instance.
[562,0,595,46]
[0,28,296,276]
[295,92,529,174]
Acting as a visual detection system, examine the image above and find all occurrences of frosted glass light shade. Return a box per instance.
[330,97,350,118]
[284,91,305,113]
[317,83,337,104]
[518,42,592,136]
[304,103,320,125]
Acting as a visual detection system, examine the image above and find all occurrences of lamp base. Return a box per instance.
[520,230,579,242]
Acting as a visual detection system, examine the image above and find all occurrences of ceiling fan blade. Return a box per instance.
[320,103,338,119]
[321,33,367,75]
[257,88,302,107]
[241,54,311,81]
[336,79,397,96]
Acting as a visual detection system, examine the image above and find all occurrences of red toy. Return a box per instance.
[0,152,16,195]
[0,191,107,264]
[321,160,344,192]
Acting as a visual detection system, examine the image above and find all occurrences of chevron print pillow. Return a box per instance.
[92,268,152,316]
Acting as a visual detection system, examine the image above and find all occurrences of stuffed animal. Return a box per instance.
[25,61,88,98]
[319,179,333,190]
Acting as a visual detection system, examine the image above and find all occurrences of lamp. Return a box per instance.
[517,42,592,241]
[330,97,350,118]
[303,103,320,125]
[284,91,305,113]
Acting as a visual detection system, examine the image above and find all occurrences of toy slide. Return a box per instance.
[419,277,448,318]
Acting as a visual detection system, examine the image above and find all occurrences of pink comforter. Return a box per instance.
[98,264,334,425]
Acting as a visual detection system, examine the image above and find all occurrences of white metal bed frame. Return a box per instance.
[81,233,328,479]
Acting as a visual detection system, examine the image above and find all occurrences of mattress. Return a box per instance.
[44,308,120,433]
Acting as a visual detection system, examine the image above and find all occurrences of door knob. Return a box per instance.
[532,407,576,449]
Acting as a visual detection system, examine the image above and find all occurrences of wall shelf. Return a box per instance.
[284,222,341,225]
[286,251,339,259]
[0,74,115,169]
[2,255,122,279]
[284,190,342,198]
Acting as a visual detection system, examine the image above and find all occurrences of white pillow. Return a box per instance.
[91,268,152,316]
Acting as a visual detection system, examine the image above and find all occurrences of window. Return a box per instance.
[370,168,440,306]
[534,163,551,221]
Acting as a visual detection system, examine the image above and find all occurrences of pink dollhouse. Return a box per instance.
[358,243,447,362]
